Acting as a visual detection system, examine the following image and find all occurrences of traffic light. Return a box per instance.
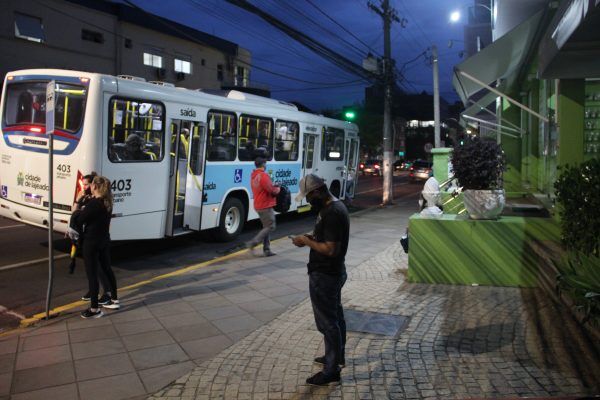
[343,108,356,121]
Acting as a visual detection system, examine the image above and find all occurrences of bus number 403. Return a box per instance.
[111,179,131,192]
[56,164,71,173]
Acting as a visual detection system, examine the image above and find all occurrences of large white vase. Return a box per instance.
[463,189,505,220]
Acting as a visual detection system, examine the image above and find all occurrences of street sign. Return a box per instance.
[46,81,55,135]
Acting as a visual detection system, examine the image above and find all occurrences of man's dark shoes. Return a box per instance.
[313,355,345,368]
[306,371,340,386]
[263,249,276,257]
[81,292,91,301]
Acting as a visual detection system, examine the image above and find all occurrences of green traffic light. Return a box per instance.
[344,110,356,120]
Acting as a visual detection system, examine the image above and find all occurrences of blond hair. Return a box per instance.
[92,176,113,213]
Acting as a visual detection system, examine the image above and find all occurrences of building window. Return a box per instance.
[108,98,165,163]
[217,64,224,81]
[274,121,299,161]
[235,66,249,87]
[14,13,45,43]
[124,38,132,48]
[81,29,104,44]
[174,59,191,74]
[238,115,273,161]
[143,52,163,68]
[201,59,206,66]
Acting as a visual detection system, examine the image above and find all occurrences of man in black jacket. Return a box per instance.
[291,174,350,386]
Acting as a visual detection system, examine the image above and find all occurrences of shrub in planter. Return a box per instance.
[553,158,600,326]
[554,158,600,256]
[451,136,507,219]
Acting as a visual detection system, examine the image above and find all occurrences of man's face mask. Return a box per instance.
[307,190,325,212]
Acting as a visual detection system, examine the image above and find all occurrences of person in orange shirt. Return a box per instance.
[247,157,280,257]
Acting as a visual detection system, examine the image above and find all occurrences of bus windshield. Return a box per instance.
[4,81,87,133]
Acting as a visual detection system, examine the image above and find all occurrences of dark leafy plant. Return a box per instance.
[553,158,600,256]
[554,252,600,326]
[553,158,600,325]
[451,136,506,190]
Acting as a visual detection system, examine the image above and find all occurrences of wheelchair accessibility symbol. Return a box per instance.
[0,185,7,198]
[234,169,243,183]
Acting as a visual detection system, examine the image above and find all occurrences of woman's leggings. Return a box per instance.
[83,240,117,309]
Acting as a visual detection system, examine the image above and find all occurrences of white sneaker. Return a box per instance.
[102,299,120,310]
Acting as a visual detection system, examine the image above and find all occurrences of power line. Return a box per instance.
[303,0,381,57]
[225,0,377,83]
[124,0,365,86]
[266,0,368,60]
[187,0,362,81]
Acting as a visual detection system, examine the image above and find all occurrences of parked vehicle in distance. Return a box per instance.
[394,159,412,170]
[360,159,382,176]
[409,160,433,182]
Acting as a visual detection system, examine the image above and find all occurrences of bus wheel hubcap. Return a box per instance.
[225,207,240,234]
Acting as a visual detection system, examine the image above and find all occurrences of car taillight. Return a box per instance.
[374,164,380,169]
[360,163,364,169]
[409,167,414,171]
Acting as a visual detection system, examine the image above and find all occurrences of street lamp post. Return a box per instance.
[432,45,441,148]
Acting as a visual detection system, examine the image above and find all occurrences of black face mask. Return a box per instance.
[309,197,325,213]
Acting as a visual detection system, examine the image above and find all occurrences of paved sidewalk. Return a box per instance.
[1,204,599,400]
[149,227,600,397]
[0,204,411,400]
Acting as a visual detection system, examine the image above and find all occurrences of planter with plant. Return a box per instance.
[553,158,600,326]
[451,136,507,219]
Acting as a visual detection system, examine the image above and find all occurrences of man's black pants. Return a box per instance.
[309,271,347,376]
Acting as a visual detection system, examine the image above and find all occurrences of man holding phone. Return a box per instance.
[291,174,350,386]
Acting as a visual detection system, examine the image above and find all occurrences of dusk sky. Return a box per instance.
[130,0,468,111]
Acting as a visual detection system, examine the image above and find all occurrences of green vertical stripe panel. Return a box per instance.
[407,214,559,287]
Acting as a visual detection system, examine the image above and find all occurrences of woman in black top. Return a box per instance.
[76,175,119,318]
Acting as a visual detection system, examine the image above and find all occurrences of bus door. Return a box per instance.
[300,132,318,204]
[344,137,360,198]
[166,120,207,235]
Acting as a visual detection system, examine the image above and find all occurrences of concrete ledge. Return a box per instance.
[407,213,560,287]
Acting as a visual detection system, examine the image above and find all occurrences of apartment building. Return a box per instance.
[0,0,257,92]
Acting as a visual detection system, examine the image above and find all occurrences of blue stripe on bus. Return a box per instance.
[203,162,301,204]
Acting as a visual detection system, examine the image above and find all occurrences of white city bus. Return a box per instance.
[0,69,360,241]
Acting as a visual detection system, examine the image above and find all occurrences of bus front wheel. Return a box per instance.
[216,197,245,241]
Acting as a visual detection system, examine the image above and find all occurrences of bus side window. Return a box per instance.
[207,110,236,162]
[108,98,164,163]
[323,127,344,161]
[238,114,272,161]
[274,120,299,161]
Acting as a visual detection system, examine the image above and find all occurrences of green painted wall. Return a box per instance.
[500,99,524,192]
[408,214,560,287]
[527,80,541,189]
[558,79,585,166]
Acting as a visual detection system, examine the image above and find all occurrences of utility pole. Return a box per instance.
[432,45,441,148]
[369,0,399,205]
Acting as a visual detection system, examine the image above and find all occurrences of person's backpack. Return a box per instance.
[274,185,291,213]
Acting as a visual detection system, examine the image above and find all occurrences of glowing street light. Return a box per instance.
[449,10,461,23]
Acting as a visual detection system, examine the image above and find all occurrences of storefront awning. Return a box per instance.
[460,92,524,139]
[538,0,600,78]
[452,10,544,104]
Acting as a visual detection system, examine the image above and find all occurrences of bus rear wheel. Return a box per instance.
[216,197,245,241]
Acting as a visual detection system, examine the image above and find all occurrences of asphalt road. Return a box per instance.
[0,172,421,331]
